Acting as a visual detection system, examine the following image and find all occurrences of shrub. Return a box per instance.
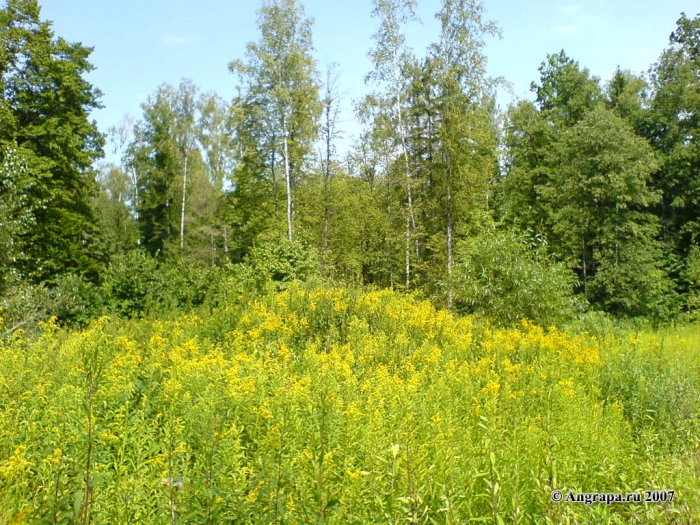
[589,245,680,323]
[453,229,584,326]
[245,237,318,287]
[49,273,105,326]
[100,250,162,317]
[683,245,700,317]
[0,274,103,338]
[101,251,223,317]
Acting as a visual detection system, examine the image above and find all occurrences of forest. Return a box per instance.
[1,0,700,523]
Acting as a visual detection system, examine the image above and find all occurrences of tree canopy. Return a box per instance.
[2,1,700,326]
[0,0,103,283]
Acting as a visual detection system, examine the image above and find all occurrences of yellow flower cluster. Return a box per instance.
[0,284,698,523]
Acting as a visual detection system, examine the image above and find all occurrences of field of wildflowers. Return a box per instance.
[1,284,699,524]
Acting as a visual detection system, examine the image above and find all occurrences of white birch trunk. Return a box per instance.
[180,152,189,250]
[282,116,293,242]
[392,49,418,287]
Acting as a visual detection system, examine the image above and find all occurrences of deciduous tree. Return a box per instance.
[229,0,321,243]
[0,0,104,282]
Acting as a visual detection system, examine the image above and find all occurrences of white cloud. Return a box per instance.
[557,4,580,16]
[554,25,581,35]
[158,34,200,47]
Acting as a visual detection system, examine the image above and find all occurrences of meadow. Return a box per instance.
[1,283,699,524]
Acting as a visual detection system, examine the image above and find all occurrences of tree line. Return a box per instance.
[1,0,700,327]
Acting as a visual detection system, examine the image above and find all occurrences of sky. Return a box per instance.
[40,0,700,159]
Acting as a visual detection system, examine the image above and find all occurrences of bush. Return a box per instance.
[0,283,54,339]
[589,245,680,323]
[157,260,220,311]
[0,274,103,338]
[49,273,105,326]
[101,251,223,317]
[453,229,584,326]
[683,245,700,317]
[245,237,318,287]
[101,250,162,317]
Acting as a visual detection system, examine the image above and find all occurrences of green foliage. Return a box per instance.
[506,76,676,317]
[101,251,218,318]
[0,0,104,282]
[93,163,140,256]
[125,81,229,264]
[229,0,322,243]
[588,247,679,322]
[0,282,56,339]
[0,273,103,338]
[558,106,677,318]
[1,286,699,523]
[130,81,194,256]
[597,326,700,455]
[607,68,649,131]
[453,229,583,326]
[683,244,700,315]
[0,145,35,292]
[245,237,318,286]
[100,250,162,317]
[532,50,602,126]
[647,13,700,260]
[48,273,105,327]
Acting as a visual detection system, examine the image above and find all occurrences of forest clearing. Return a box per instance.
[2,0,700,522]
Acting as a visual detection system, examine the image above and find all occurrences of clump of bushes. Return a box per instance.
[453,229,584,326]
[101,251,219,318]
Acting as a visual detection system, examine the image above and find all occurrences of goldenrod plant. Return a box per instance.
[1,284,698,523]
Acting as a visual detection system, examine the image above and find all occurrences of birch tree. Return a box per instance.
[170,81,198,251]
[230,0,321,243]
[366,0,420,289]
[319,64,342,266]
[129,81,224,262]
[429,0,500,308]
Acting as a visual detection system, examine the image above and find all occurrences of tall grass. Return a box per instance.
[0,284,698,523]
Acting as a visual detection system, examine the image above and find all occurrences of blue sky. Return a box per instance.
[40,0,699,157]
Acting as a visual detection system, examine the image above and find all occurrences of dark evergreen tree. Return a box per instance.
[0,0,104,282]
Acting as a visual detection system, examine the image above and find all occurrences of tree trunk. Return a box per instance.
[582,234,587,298]
[447,162,454,310]
[393,49,418,283]
[386,162,394,290]
[271,145,279,221]
[322,68,339,266]
[282,116,293,242]
[180,152,189,250]
[405,210,411,289]
[388,197,394,290]
[130,167,141,246]
[322,148,330,263]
